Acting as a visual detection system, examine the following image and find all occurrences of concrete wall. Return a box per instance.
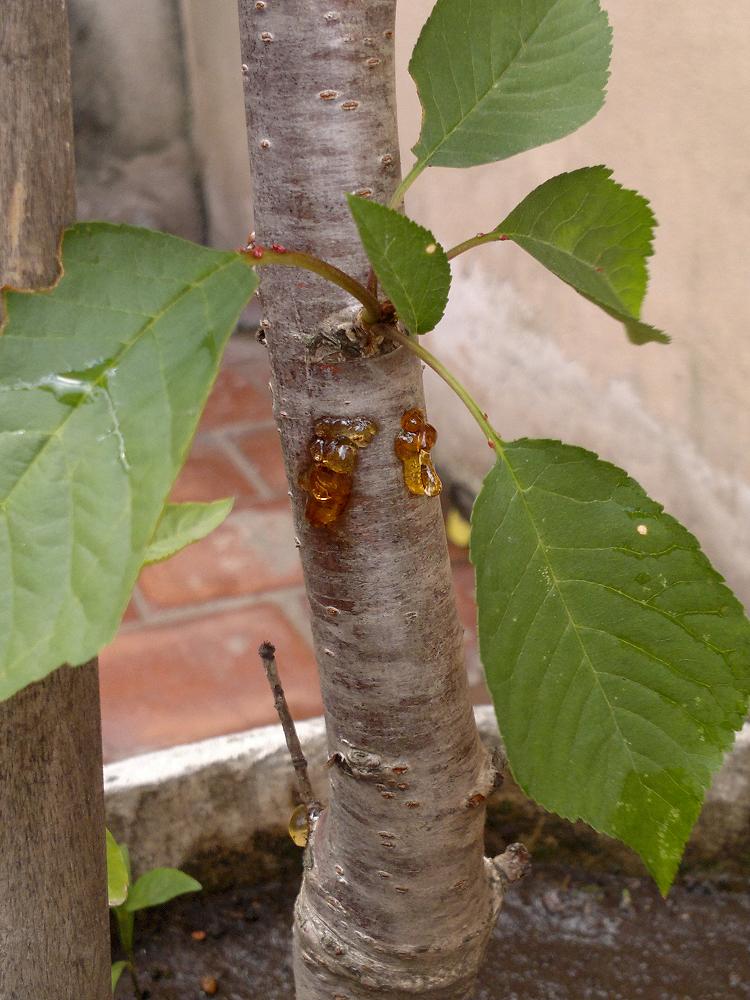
[179,1,253,249]
[71,1,750,606]
[69,0,204,240]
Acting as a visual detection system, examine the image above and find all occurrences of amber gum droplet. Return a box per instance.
[288,804,310,847]
[419,452,442,498]
[394,431,420,459]
[395,408,442,498]
[301,416,377,526]
[401,454,425,495]
[322,438,358,474]
[309,499,346,527]
[401,408,424,434]
[309,477,336,503]
[315,416,377,447]
[314,471,352,504]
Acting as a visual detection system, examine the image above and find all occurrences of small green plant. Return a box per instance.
[106,830,201,997]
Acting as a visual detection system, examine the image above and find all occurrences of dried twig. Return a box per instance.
[259,641,317,808]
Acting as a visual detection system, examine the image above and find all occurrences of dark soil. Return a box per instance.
[115,865,750,1000]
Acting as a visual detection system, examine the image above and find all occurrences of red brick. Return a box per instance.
[470,679,491,708]
[121,594,141,624]
[233,425,290,498]
[448,540,471,566]
[100,603,320,761]
[452,560,477,636]
[199,365,272,431]
[138,501,303,609]
[222,334,269,370]
[169,439,258,508]
[285,590,316,650]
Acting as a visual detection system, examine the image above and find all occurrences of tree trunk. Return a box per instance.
[0,3,111,997]
[238,3,522,996]
[0,0,76,291]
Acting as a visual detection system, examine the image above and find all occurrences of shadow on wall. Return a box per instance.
[68,0,205,241]
[426,261,750,609]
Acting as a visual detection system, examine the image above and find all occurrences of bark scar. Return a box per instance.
[486,842,532,916]
[306,307,397,362]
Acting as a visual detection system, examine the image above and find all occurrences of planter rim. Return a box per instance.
[103,710,750,879]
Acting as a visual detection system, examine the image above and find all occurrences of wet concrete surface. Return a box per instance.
[115,865,750,1000]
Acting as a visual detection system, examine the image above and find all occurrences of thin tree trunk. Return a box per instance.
[0,0,76,291]
[238,4,521,996]
[0,3,111,997]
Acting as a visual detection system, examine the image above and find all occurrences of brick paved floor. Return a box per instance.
[100,335,487,763]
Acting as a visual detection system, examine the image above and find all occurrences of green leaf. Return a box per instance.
[144,499,233,565]
[111,961,128,994]
[124,867,202,912]
[409,0,611,170]
[471,438,750,892]
[119,843,132,882]
[0,223,257,700]
[347,196,450,334]
[495,167,667,345]
[115,907,134,957]
[106,829,129,908]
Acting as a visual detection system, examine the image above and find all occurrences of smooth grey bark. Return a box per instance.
[0,2,111,997]
[238,3,524,997]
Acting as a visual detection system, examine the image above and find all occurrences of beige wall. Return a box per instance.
[80,1,750,606]
[180,1,253,249]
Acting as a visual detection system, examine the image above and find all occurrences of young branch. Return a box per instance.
[258,641,317,809]
[128,963,145,1000]
[387,326,498,444]
[446,231,506,260]
[240,245,381,324]
[387,161,427,210]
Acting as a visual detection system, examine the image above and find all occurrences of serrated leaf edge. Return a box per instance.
[409,0,612,169]
[473,436,747,892]
[497,167,668,344]
[347,195,451,334]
